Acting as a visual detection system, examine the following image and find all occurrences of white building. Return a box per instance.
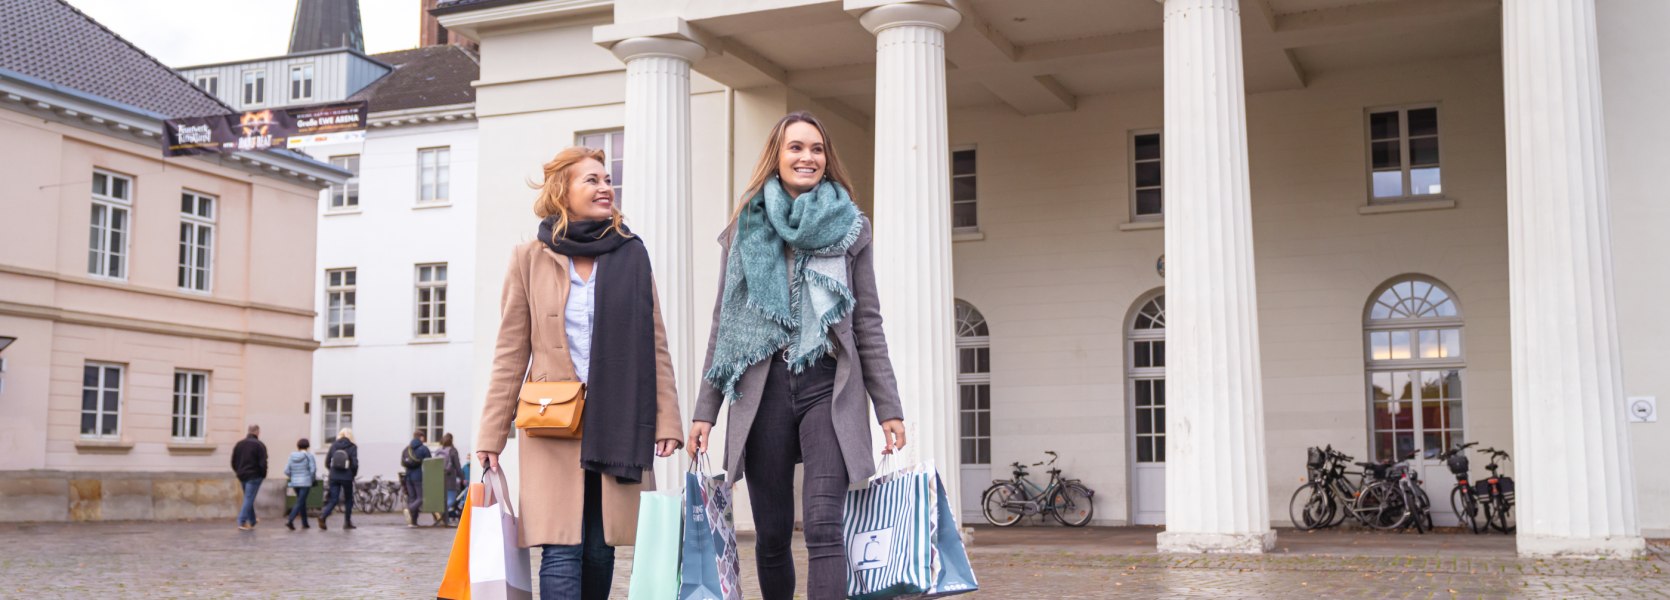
[435,0,1668,558]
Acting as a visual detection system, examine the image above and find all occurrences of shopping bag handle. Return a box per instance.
[480,466,516,519]
[687,450,714,477]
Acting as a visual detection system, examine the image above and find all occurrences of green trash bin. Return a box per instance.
[421,457,445,515]
[283,478,325,514]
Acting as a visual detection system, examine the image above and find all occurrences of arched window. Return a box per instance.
[956,300,990,466]
[1364,276,1465,462]
[1127,293,1165,464]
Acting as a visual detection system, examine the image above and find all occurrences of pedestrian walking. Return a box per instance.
[318,428,358,531]
[687,111,907,600]
[402,431,433,527]
[231,424,269,531]
[284,438,316,530]
[475,146,684,600]
[439,433,464,526]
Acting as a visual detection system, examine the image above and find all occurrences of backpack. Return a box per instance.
[329,448,350,471]
[401,446,421,470]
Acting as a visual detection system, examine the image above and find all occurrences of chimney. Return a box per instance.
[421,0,479,51]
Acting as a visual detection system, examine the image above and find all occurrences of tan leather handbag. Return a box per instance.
[514,381,586,438]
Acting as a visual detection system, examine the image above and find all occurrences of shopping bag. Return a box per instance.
[627,490,683,600]
[436,485,476,600]
[843,460,978,600]
[469,468,533,600]
[679,457,740,600]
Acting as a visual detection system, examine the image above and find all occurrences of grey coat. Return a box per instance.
[694,217,905,487]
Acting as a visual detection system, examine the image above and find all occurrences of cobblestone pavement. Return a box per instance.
[2,515,1665,598]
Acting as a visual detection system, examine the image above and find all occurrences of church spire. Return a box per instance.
[288,0,364,53]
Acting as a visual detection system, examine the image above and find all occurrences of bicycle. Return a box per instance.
[1382,449,1431,533]
[1474,447,1515,533]
[1437,441,1482,533]
[981,451,1096,527]
[1289,446,1399,530]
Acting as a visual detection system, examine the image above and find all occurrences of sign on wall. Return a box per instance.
[1628,396,1657,423]
[163,101,367,156]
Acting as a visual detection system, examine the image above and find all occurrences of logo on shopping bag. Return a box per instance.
[849,528,893,571]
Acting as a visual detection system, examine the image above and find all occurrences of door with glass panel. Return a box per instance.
[955,301,992,523]
[1128,293,1166,525]
[1365,277,1466,526]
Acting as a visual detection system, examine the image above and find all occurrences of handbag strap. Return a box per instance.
[481,467,516,518]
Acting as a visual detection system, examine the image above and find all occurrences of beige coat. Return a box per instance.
[476,240,683,548]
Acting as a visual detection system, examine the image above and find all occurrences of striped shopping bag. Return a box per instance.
[843,461,977,600]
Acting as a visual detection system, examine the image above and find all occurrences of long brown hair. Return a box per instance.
[729,111,858,225]
[532,146,629,238]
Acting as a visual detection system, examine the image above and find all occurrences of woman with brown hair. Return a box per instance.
[687,111,907,600]
[475,146,683,600]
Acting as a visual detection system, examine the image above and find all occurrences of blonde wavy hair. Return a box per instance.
[532,146,630,238]
[729,111,858,225]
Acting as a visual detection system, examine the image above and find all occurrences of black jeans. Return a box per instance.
[320,480,353,522]
[285,485,311,527]
[539,470,613,600]
[745,355,849,600]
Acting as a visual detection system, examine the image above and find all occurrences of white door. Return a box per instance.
[954,301,992,523]
[1128,294,1166,525]
[1364,278,1467,527]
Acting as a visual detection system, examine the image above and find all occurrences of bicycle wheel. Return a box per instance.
[1450,486,1480,534]
[1050,483,1095,527]
[1358,482,1406,530]
[1487,497,1514,533]
[1288,483,1332,531]
[982,484,1024,527]
[1408,484,1431,534]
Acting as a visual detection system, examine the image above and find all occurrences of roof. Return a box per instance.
[289,0,365,53]
[0,0,230,118]
[430,0,542,16]
[351,45,479,113]
[176,46,392,73]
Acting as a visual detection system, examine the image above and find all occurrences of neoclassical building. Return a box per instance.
[435,0,1666,558]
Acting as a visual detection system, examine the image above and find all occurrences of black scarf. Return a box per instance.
[537,217,657,484]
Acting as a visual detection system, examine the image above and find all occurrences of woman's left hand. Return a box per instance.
[655,438,682,458]
[881,419,907,454]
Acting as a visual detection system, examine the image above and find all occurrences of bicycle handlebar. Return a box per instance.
[1436,442,1478,460]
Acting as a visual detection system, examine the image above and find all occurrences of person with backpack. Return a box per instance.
[318,428,358,530]
[283,438,317,530]
[401,430,433,527]
[230,424,268,531]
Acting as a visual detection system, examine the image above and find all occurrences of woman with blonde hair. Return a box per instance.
[687,111,906,599]
[317,428,357,530]
[476,146,683,600]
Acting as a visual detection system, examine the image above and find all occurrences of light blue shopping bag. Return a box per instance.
[628,490,683,600]
[844,460,978,600]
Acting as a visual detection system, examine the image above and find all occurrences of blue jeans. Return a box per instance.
[286,485,311,526]
[538,470,613,600]
[320,480,353,521]
[238,479,262,526]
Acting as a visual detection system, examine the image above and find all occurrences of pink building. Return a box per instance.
[0,0,347,521]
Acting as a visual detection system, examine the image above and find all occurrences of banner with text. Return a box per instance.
[164,101,367,156]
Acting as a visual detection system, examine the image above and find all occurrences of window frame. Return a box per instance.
[242,69,267,106]
[955,300,991,466]
[321,395,353,445]
[196,74,218,97]
[328,154,360,210]
[577,130,625,205]
[289,63,315,101]
[414,263,448,338]
[1363,276,1468,463]
[325,268,357,341]
[1127,291,1167,464]
[81,362,124,440]
[413,393,445,443]
[1129,129,1164,222]
[416,146,452,205]
[171,370,209,441]
[88,169,133,281]
[1364,103,1443,204]
[178,190,216,293]
[948,145,979,233]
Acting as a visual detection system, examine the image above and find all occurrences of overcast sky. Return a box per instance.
[66,0,421,67]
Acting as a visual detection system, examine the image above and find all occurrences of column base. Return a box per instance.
[1157,529,1276,554]
[1517,534,1647,559]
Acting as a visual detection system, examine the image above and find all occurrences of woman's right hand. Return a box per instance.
[477,451,499,471]
[687,422,712,457]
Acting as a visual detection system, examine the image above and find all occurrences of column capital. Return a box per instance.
[609,36,705,64]
[853,1,962,36]
[595,17,711,63]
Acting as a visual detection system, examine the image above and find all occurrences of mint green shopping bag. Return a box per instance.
[628,490,683,600]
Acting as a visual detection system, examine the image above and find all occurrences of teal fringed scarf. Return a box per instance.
[704,177,863,401]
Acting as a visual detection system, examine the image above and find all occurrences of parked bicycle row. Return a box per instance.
[1290,442,1514,534]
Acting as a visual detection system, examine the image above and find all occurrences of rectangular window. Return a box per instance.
[1131,130,1163,220]
[242,70,266,105]
[328,155,360,209]
[322,395,352,444]
[956,339,991,465]
[578,130,625,204]
[196,75,218,97]
[413,393,445,442]
[172,370,208,440]
[88,170,132,280]
[289,64,314,101]
[415,263,448,337]
[417,147,451,204]
[178,191,215,292]
[951,147,977,231]
[81,363,123,439]
[325,268,356,340]
[1368,105,1441,201]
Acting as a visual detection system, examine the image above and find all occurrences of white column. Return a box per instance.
[1155,0,1274,554]
[610,37,706,492]
[1503,0,1644,560]
[857,3,963,514]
